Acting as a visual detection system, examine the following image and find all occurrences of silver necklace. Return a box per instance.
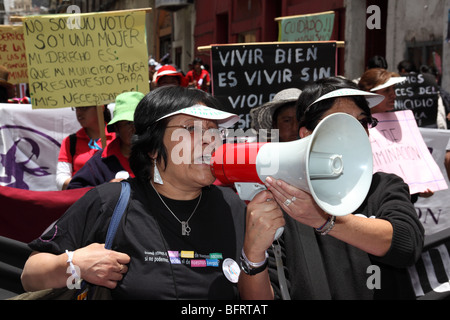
[150,182,202,236]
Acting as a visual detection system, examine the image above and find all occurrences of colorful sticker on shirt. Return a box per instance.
[191,259,207,267]
[181,250,195,259]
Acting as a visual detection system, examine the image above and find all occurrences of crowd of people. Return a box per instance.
[1,53,449,300]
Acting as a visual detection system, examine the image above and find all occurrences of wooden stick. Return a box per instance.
[96,105,107,149]
[198,40,345,52]
[274,11,335,21]
[9,7,152,21]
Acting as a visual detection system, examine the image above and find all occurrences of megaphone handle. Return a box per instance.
[274,226,284,241]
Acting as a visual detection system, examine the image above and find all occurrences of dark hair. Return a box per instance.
[367,55,388,70]
[0,87,8,103]
[130,86,224,183]
[103,105,112,123]
[397,60,417,73]
[296,77,372,132]
[192,57,203,65]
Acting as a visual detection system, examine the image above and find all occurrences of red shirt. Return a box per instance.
[101,137,135,178]
[185,69,210,91]
[58,127,116,175]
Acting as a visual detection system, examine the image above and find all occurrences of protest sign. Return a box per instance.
[369,110,447,194]
[211,42,336,129]
[277,11,335,42]
[0,25,28,84]
[414,128,450,239]
[23,10,149,109]
[394,73,440,128]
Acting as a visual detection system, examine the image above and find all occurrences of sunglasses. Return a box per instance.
[358,117,378,129]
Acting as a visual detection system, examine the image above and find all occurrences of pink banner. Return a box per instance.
[369,110,448,194]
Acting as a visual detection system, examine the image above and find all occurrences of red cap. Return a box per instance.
[155,65,185,86]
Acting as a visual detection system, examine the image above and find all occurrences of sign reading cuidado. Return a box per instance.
[277,11,335,42]
[23,10,149,109]
[0,25,28,84]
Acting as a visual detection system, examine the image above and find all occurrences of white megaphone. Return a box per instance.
[210,113,373,219]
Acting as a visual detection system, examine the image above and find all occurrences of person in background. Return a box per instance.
[67,92,144,189]
[56,105,114,190]
[367,55,388,70]
[239,77,424,300]
[0,65,14,103]
[154,65,187,88]
[250,88,302,142]
[397,60,447,129]
[358,68,434,200]
[353,55,388,84]
[186,58,210,92]
[358,68,406,114]
[21,86,283,299]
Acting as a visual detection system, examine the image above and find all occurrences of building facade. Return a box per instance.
[1,0,449,87]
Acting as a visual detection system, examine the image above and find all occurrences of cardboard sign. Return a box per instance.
[23,10,149,109]
[277,12,335,42]
[369,110,447,194]
[211,42,336,129]
[394,73,440,128]
[0,25,28,84]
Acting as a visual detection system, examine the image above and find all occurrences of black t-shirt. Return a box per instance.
[29,179,246,299]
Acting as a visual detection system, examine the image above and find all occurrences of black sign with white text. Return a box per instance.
[211,42,337,130]
[395,73,440,128]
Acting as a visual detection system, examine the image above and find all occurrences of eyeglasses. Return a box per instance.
[359,117,378,129]
[166,124,228,140]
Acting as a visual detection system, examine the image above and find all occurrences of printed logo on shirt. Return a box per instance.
[144,250,223,268]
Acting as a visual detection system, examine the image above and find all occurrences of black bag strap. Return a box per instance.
[69,133,77,159]
[105,181,130,249]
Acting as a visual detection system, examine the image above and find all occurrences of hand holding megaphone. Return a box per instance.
[244,189,285,258]
[210,113,374,239]
[264,176,330,230]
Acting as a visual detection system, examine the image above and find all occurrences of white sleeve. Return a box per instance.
[437,96,447,130]
[56,161,73,190]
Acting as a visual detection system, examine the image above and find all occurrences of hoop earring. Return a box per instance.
[153,162,163,185]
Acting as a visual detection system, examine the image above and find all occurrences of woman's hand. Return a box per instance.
[244,190,284,262]
[73,243,131,289]
[264,177,328,229]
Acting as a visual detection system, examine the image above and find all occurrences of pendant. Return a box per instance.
[182,221,191,236]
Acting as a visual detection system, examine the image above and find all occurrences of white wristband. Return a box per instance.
[65,250,80,280]
[241,248,268,268]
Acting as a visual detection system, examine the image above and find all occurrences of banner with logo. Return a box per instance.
[0,103,81,191]
[23,10,149,109]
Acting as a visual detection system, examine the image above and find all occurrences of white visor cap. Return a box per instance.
[156,104,239,128]
[307,88,385,109]
[370,76,407,92]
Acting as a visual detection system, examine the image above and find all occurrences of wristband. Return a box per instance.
[65,250,80,280]
[315,215,336,236]
[240,249,268,276]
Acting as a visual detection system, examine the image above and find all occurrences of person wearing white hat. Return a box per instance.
[358,68,406,114]
[250,88,302,142]
[359,68,435,200]
[239,77,424,300]
[22,86,284,299]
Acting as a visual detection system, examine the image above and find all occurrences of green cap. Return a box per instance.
[107,91,145,132]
